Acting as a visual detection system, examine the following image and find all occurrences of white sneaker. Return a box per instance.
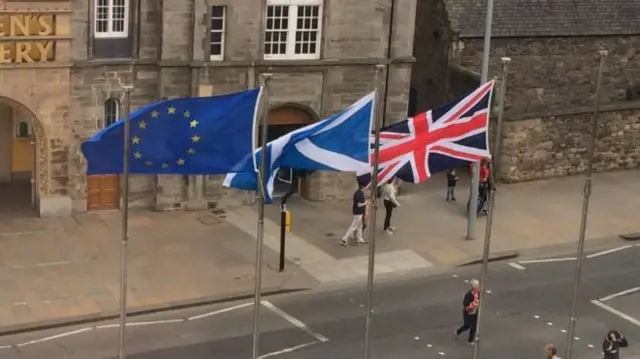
[385,229,393,235]
[389,226,396,231]
[340,239,349,247]
[356,240,368,245]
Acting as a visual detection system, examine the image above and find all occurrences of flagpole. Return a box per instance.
[467,0,495,241]
[251,73,272,359]
[117,84,133,359]
[362,64,386,359]
[564,49,607,359]
[472,57,510,359]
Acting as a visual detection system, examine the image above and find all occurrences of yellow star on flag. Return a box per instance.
[191,134,200,143]
[190,119,199,128]
[139,120,147,129]
[151,110,160,118]
[187,148,196,155]
[184,110,190,118]
[168,107,176,115]
[132,136,140,144]
[176,158,185,166]
[134,151,142,159]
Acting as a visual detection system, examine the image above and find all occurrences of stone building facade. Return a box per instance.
[0,0,417,217]
[412,0,640,181]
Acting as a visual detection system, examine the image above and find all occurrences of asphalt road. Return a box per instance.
[1,242,639,359]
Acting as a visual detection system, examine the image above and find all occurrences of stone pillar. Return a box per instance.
[185,80,213,211]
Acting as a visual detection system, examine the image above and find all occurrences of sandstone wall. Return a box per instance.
[499,103,640,182]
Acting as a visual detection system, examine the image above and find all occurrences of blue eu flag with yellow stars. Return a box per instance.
[82,88,262,175]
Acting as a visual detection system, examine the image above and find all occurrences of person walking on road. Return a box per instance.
[545,343,561,359]
[340,181,368,247]
[446,168,458,202]
[455,278,480,345]
[381,178,399,234]
[603,329,628,359]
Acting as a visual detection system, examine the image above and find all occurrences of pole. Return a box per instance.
[279,202,286,272]
[381,0,395,126]
[467,0,495,241]
[251,73,272,359]
[362,64,386,359]
[471,57,510,359]
[564,49,607,359]
[117,85,133,359]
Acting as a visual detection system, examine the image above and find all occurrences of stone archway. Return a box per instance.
[0,96,50,214]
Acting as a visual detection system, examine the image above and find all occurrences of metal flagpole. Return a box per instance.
[362,64,386,359]
[117,85,134,359]
[467,0,495,241]
[251,73,273,359]
[472,56,510,359]
[564,49,607,359]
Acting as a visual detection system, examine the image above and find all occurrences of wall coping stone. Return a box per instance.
[508,101,640,121]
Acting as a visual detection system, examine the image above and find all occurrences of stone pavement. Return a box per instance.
[0,209,315,330]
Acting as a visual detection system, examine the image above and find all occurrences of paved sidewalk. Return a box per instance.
[0,210,315,330]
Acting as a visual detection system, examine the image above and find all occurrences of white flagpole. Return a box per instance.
[564,49,607,359]
[362,64,387,359]
[251,73,273,359]
[471,57,510,359]
[117,84,133,359]
[467,0,495,241]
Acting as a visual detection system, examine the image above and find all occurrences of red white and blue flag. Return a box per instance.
[358,81,495,186]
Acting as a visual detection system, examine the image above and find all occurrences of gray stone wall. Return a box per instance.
[457,36,640,115]
[499,103,640,182]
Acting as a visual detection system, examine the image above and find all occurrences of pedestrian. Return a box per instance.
[340,180,369,247]
[455,278,480,345]
[545,343,561,359]
[446,168,458,202]
[381,178,399,234]
[603,329,628,359]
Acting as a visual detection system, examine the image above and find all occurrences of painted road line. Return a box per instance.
[96,319,184,329]
[586,245,634,259]
[261,300,329,343]
[508,262,526,270]
[0,345,11,350]
[258,341,318,358]
[591,300,640,328]
[599,287,640,302]
[187,302,252,321]
[16,328,93,347]
[518,257,576,264]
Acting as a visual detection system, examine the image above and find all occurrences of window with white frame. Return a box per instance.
[94,0,129,38]
[209,6,226,60]
[104,98,119,127]
[264,0,322,60]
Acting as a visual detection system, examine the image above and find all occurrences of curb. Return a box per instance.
[620,233,640,241]
[0,287,308,338]
[456,251,519,267]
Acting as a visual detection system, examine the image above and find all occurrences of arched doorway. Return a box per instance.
[260,105,317,197]
[0,97,47,217]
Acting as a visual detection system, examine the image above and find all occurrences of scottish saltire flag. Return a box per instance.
[224,92,376,203]
[82,88,262,175]
[358,81,494,186]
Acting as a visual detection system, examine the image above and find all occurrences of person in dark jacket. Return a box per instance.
[603,329,628,359]
[446,169,458,202]
[455,279,480,345]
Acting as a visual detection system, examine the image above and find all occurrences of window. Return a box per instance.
[209,6,226,61]
[264,0,322,60]
[104,98,119,127]
[94,0,129,38]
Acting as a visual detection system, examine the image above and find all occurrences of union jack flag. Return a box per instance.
[358,81,495,185]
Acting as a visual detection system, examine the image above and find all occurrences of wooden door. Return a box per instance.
[87,175,119,210]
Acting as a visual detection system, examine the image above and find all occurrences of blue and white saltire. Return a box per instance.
[224,91,376,203]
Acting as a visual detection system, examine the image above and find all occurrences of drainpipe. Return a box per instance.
[381,0,396,126]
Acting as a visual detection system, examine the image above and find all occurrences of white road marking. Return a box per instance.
[261,300,329,343]
[427,344,433,348]
[257,341,317,358]
[547,322,553,326]
[0,345,11,350]
[561,329,567,333]
[599,287,640,302]
[519,257,576,264]
[533,315,540,319]
[438,351,446,355]
[187,302,252,321]
[452,274,458,278]
[591,300,640,327]
[586,245,633,259]
[508,262,526,270]
[16,328,93,347]
[414,336,420,340]
[588,344,594,348]
[96,319,184,329]
[485,290,492,294]
[574,337,580,340]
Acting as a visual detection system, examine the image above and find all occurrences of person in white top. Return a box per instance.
[381,178,400,234]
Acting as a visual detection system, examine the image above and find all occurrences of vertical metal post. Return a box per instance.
[564,49,607,359]
[279,202,286,272]
[467,0,495,241]
[471,57,510,359]
[251,73,272,359]
[363,64,386,359]
[117,85,133,359]
[30,140,36,210]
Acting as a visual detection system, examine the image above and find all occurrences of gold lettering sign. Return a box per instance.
[0,14,56,64]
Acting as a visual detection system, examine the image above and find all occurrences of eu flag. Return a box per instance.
[82,88,262,175]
